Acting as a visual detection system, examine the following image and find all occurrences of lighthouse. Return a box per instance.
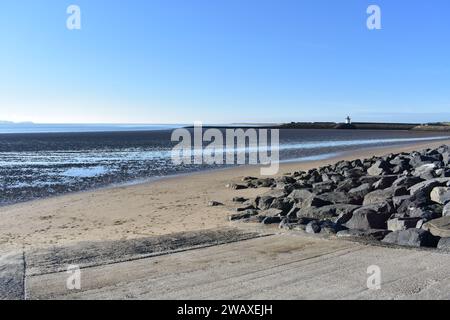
[345,116,352,124]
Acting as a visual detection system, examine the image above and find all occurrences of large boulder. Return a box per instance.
[367,160,391,176]
[373,176,398,190]
[316,191,361,205]
[296,204,359,222]
[422,216,450,238]
[287,189,313,203]
[312,181,335,194]
[444,203,450,217]
[345,205,391,230]
[409,178,450,197]
[387,217,422,232]
[348,183,373,199]
[392,176,423,189]
[255,196,274,210]
[382,229,439,248]
[430,187,450,205]
[413,164,438,180]
[362,187,407,205]
[305,221,321,234]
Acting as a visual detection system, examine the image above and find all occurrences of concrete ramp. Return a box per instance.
[2,229,450,299]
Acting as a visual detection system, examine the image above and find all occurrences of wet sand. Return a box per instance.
[1,139,449,251]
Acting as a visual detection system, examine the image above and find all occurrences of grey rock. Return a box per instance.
[373,176,398,190]
[287,189,313,203]
[262,216,282,225]
[229,209,259,221]
[393,195,411,209]
[387,217,422,232]
[409,178,450,196]
[443,202,450,217]
[312,181,335,194]
[363,188,395,205]
[297,204,359,221]
[345,205,391,230]
[301,195,332,208]
[232,197,248,203]
[260,208,284,217]
[208,201,223,207]
[305,221,321,234]
[382,229,439,248]
[430,187,450,205]
[413,163,438,180]
[226,183,248,190]
[392,176,423,188]
[368,160,391,176]
[256,196,274,210]
[348,183,373,199]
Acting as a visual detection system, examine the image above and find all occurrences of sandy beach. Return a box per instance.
[1,139,450,251]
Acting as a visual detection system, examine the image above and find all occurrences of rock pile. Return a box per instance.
[228,145,450,250]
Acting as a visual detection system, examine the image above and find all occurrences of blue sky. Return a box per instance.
[1,0,450,124]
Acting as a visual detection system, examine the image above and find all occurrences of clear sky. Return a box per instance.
[1,0,450,124]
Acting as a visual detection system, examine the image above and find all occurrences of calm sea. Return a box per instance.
[0,124,449,206]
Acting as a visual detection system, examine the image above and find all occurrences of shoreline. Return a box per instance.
[1,139,449,251]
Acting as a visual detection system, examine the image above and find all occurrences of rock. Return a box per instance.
[348,183,372,199]
[387,217,422,232]
[443,203,450,217]
[229,210,259,221]
[208,201,223,207]
[373,176,398,190]
[343,168,364,179]
[437,237,450,250]
[422,216,450,238]
[345,205,391,230]
[410,155,439,167]
[226,183,248,190]
[253,178,276,188]
[312,181,335,194]
[297,204,359,221]
[235,205,256,212]
[287,189,313,203]
[261,189,287,198]
[409,178,450,197]
[430,187,450,205]
[316,191,361,205]
[301,195,332,208]
[260,208,284,217]
[413,164,438,180]
[269,197,294,214]
[232,197,248,203]
[407,204,442,221]
[261,216,282,225]
[382,229,439,248]
[255,196,274,210]
[392,176,423,188]
[335,179,360,192]
[336,229,391,240]
[305,221,321,234]
[363,188,396,205]
[367,160,391,176]
[392,195,411,209]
